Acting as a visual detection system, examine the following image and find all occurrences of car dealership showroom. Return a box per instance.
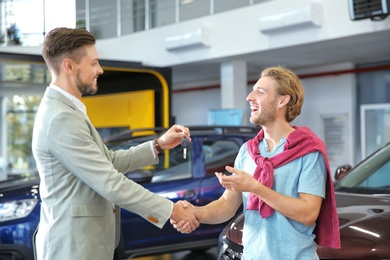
[1,0,390,259]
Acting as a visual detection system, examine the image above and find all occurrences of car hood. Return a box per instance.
[335,192,390,228]
[0,175,39,193]
[318,192,390,259]
[225,192,390,246]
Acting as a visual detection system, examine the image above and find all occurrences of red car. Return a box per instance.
[217,142,390,259]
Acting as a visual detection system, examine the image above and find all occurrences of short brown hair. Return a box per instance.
[261,66,304,122]
[42,27,96,76]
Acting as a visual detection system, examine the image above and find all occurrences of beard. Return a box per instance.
[250,98,278,126]
[75,71,97,96]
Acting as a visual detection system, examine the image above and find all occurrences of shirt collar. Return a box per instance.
[49,83,88,117]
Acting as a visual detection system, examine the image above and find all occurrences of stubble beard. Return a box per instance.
[250,98,277,127]
[75,71,97,96]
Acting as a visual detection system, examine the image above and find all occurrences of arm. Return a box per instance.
[171,189,242,233]
[217,166,323,226]
[107,124,191,172]
[197,189,242,224]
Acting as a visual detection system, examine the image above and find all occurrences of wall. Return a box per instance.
[172,87,221,125]
[295,63,355,173]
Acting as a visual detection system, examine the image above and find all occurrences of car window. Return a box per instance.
[151,144,192,183]
[335,144,390,195]
[107,138,192,183]
[203,140,240,176]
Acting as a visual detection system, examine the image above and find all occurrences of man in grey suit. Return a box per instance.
[32,27,199,260]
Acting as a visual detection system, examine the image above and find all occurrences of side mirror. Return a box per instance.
[334,164,352,181]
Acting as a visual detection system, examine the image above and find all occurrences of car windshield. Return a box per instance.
[334,143,390,195]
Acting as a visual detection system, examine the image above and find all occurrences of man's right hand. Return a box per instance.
[170,200,200,233]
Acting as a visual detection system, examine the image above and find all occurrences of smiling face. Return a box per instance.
[72,44,103,96]
[246,76,281,127]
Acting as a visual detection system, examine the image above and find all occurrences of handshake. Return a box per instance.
[170,200,200,234]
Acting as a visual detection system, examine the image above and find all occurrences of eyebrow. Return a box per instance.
[253,85,264,91]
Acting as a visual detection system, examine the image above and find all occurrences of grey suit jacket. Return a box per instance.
[32,87,172,260]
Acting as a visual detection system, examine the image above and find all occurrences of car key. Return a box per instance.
[181,137,189,159]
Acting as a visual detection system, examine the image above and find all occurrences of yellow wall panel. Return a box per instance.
[82,90,155,129]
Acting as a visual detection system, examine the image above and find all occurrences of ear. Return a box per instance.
[61,58,75,76]
[278,95,290,108]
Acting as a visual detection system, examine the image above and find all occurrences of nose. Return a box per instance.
[246,90,254,101]
[98,63,104,75]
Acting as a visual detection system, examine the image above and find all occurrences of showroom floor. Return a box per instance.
[132,247,218,260]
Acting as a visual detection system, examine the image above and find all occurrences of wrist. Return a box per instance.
[153,138,165,153]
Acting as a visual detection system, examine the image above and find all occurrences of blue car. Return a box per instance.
[0,126,258,259]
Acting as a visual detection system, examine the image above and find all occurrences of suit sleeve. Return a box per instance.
[46,111,172,228]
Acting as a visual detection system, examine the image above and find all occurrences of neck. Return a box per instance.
[262,122,295,147]
[53,78,82,100]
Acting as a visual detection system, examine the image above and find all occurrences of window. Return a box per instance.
[6,95,41,177]
[335,144,390,194]
[203,139,240,176]
[151,144,192,182]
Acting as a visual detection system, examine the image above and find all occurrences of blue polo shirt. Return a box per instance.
[236,139,326,260]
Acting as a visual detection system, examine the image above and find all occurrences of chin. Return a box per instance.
[249,116,258,125]
[89,86,98,95]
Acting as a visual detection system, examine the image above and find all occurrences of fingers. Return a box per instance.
[215,170,237,191]
[181,200,190,209]
[170,200,200,234]
[159,124,192,149]
[172,220,191,234]
[171,124,191,139]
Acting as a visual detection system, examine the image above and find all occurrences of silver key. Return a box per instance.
[181,137,189,159]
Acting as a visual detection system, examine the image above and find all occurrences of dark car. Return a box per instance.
[217,141,390,260]
[0,126,258,260]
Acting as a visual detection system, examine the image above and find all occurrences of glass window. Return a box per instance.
[355,61,390,163]
[2,0,45,46]
[6,95,41,178]
[203,139,240,176]
[120,0,135,35]
[151,0,176,28]
[89,0,118,38]
[179,0,210,22]
[108,138,192,183]
[133,0,146,32]
[120,0,153,35]
[151,144,192,182]
[335,144,390,194]
[76,0,86,28]
[214,0,249,14]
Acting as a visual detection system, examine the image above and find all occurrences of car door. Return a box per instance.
[119,137,203,252]
[118,135,244,253]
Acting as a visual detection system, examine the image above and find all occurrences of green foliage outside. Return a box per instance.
[6,96,41,175]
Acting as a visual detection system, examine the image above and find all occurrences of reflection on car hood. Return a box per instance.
[0,176,39,192]
[335,192,390,228]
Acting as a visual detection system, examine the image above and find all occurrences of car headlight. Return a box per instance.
[0,199,38,222]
